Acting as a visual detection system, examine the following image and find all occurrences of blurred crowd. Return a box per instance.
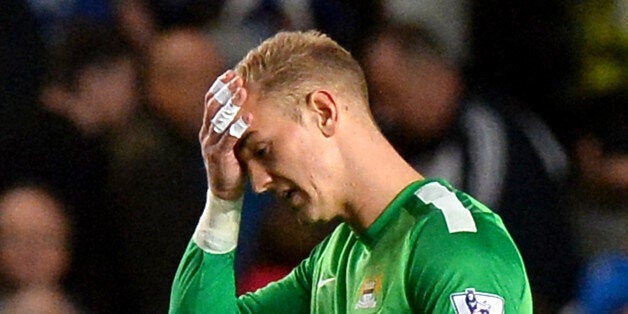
[0,0,625,313]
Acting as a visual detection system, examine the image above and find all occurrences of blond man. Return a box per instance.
[170,31,532,313]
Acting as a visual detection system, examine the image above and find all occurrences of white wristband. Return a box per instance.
[193,189,243,254]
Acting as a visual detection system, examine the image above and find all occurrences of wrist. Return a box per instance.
[193,189,243,254]
[210,188,244,201]
[207,178,244,201]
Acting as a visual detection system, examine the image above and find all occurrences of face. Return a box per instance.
[363,36,459,144]
[65,58,138,136]
[0,188,70,286]
[237,91,343,223]
[147,31,224,139]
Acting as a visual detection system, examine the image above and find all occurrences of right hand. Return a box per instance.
[199,70,251,200]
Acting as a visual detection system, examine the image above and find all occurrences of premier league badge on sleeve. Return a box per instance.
[450,288,504,314]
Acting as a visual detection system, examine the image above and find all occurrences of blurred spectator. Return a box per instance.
[382,0,470,65]
[91,27,227,313]
[41,21,140,138]
[565,91,627,260]
[146,27,225,139]
[362,21,578,312]
[40,21,156,313]
[560,92,627,314]
[114,0,158,53]
[41,21,229,313]
[0,183,81,314]
[577,253,628,313]
[565,0,627,203]
[0,0,79,197]
[113,0,227,54]
[2,8,129,313]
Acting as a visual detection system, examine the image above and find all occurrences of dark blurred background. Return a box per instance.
[0,0,625,313]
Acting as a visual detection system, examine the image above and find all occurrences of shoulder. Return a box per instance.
[405,181,523,275]
[406,180,504,236]
[403,181,531,312]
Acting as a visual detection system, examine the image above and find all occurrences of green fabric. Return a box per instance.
[170,242,237,313]
[170,179,532,313]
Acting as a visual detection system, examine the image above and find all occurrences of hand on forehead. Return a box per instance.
[205,70,250,139]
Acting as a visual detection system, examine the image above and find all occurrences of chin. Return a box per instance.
[294,206,318,224]
[295,208,315,224]
[297,206,333,226]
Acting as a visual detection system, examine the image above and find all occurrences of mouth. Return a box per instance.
[280,188,294,201]
[279,188,304,212]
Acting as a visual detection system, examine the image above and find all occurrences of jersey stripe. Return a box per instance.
[414,182,477,233]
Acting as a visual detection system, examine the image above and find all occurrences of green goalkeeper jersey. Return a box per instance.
[170,179,533,313]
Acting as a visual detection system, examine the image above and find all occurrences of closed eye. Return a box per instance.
[253,144,270,159]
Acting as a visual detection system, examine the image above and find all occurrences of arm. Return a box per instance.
[170,241,238,313]
[169,191,242,313]
[170,71,312,313]
[170,193,314,314]
[406,195,532,313]
[237,252,314,314]
[169,70,248,313]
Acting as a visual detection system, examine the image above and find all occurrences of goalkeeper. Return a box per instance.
[170,30,532,313]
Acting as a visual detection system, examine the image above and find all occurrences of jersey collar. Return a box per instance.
[359,179,435,249]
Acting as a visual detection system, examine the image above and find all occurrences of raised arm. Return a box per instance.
[170,70,249,313]
[169,71,312,313]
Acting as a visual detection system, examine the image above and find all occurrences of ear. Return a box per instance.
[306,90,338,137]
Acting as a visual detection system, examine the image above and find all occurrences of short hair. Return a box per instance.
[234,30,368,116]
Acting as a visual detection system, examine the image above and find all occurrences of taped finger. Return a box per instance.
[209,77,227,95]
[211,99,241,134]
[214,85,233,105]
[228,117,249,139]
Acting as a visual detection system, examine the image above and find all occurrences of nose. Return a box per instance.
[248,162,272,194]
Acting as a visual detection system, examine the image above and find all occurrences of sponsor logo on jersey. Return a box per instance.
[450,288,504,314]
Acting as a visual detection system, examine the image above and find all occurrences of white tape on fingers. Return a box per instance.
[228,117,249,139]
[214,85,232,105]
[211,99,241,134]
[209,77,227,95]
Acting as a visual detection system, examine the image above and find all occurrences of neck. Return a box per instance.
[338,124,423,234]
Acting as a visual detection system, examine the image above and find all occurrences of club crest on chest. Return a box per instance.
[355,275,382,310]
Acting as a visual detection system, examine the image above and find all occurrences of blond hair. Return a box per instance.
[235,30,369,118]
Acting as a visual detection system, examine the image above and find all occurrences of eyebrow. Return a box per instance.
[236,130,256,154]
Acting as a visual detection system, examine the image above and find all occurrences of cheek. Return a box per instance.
[300,142,339,198]
[276,131,322,182]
